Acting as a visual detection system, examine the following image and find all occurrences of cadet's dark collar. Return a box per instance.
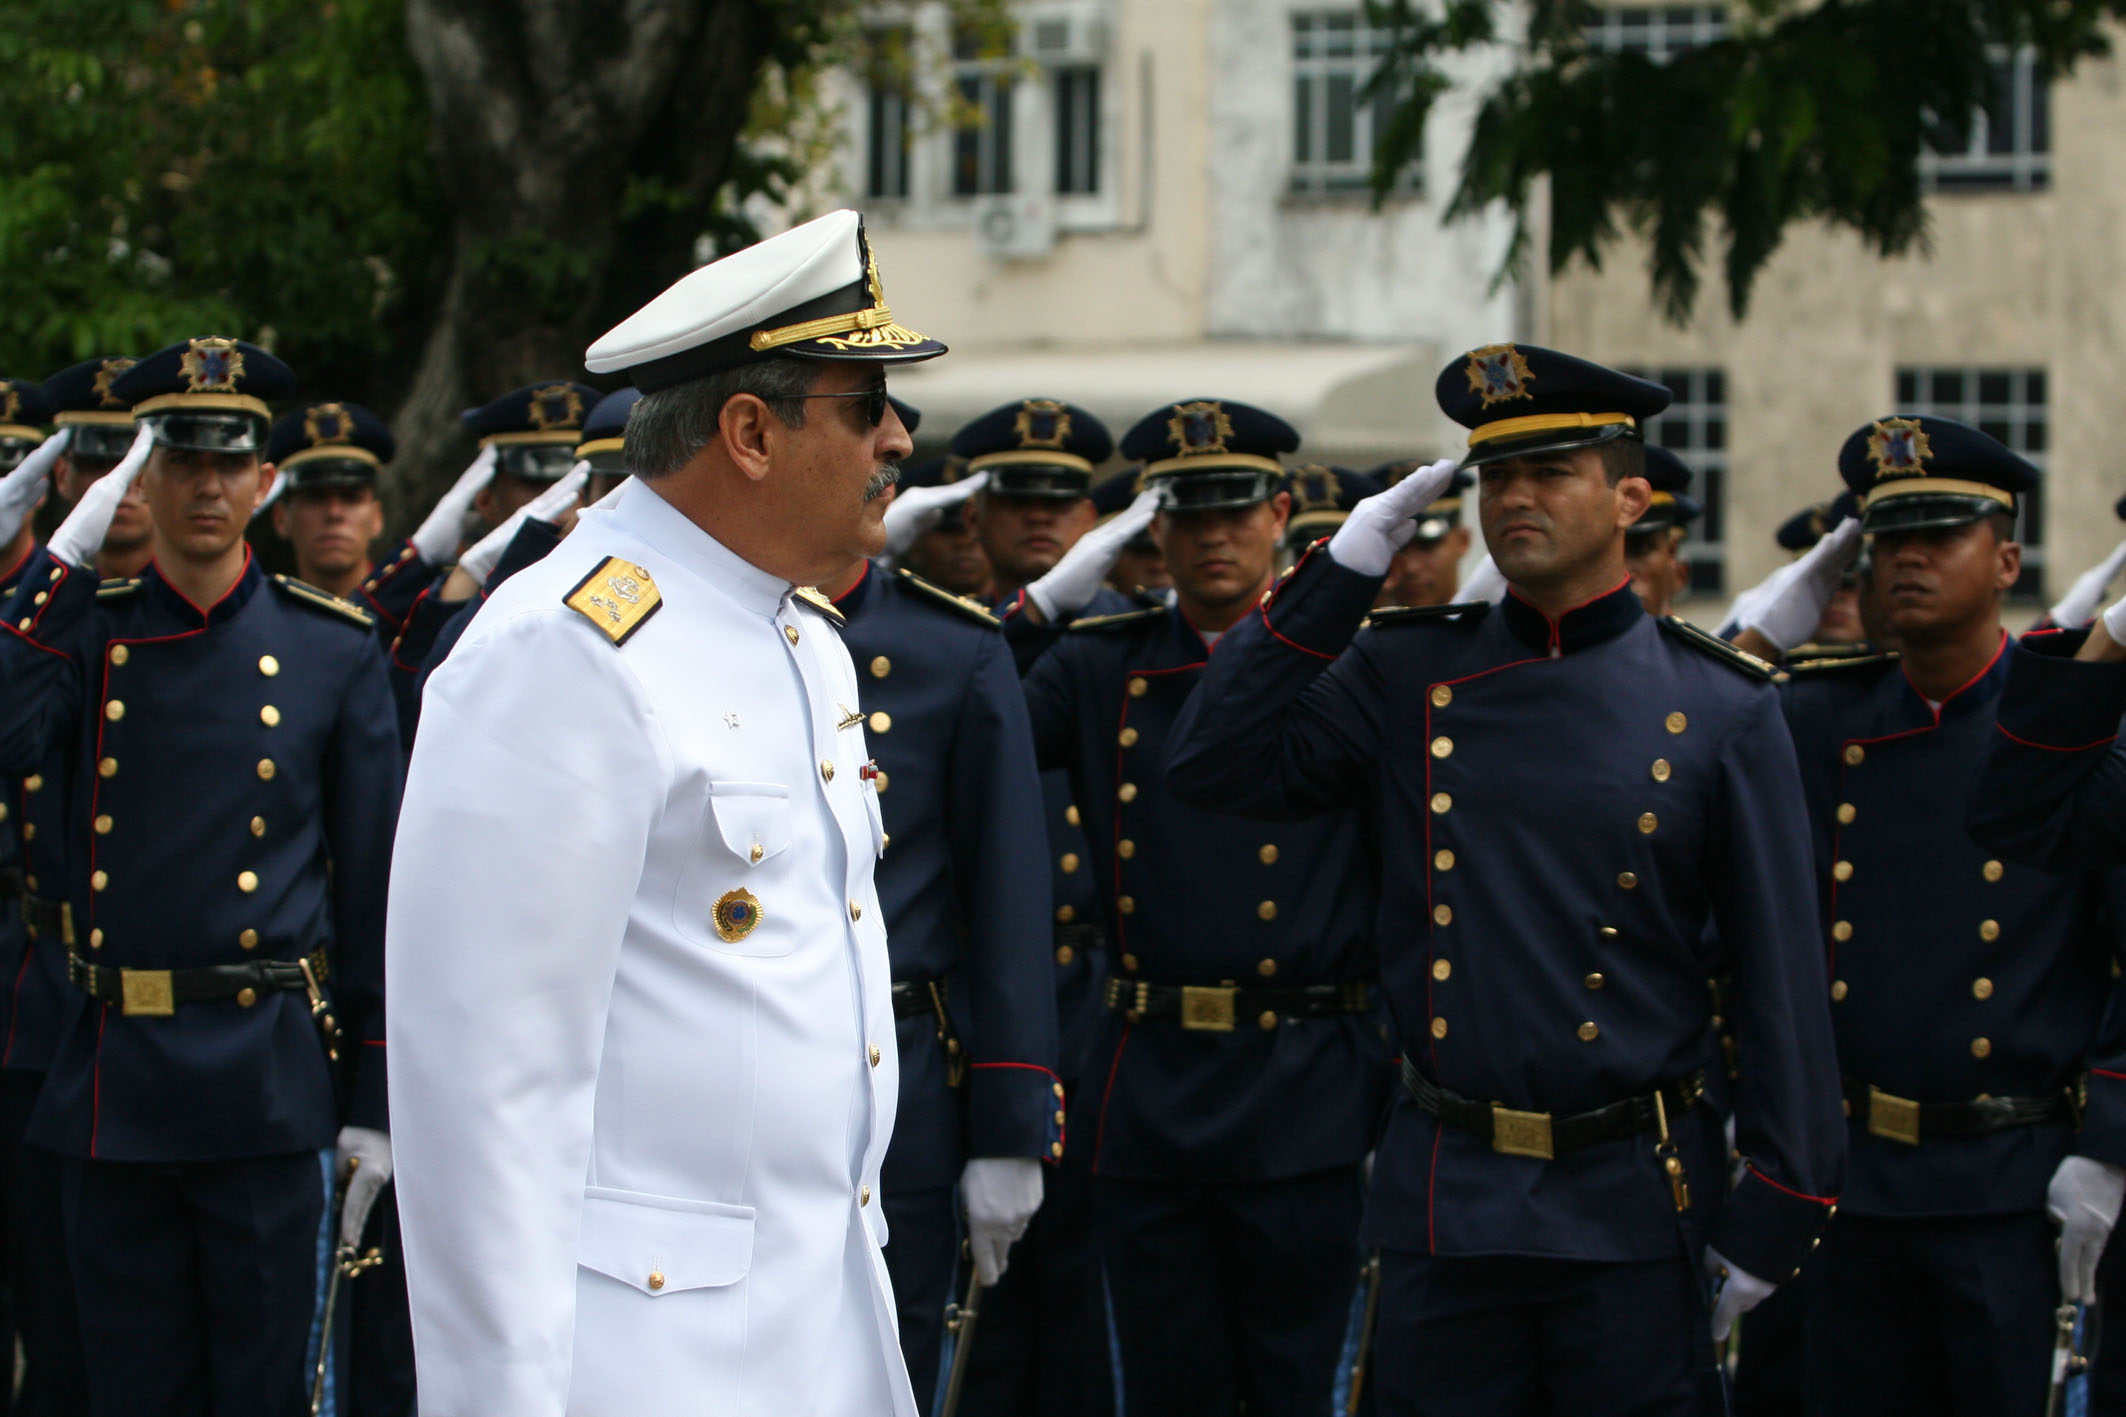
[827,559,877,619]
[144,547,265,628]
[1501,576,1642,656]
[1900,629,2012,724]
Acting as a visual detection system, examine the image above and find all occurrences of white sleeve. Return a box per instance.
[386,606,669,1417]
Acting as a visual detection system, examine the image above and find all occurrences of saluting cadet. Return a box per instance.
[0,338,400,1417]
[1625,444,1702,619]
[1279,463,1380,571]
[889,456,995,599]
[1090,467,1170,596]
[1008,399,1390,1417]
[42,357,153,581]
[1166,345,1844,1417]
[389,209,942,1417]
[819,518,1060,1414]
[266,402,394,601]
[1752,417,2126,1417]
[1369,458,1472,611]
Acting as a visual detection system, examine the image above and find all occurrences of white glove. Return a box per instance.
[407,443,497,564]
[961,1156,1044,1287]
[525,463,589,525]
[1736,518,1863,653]
[2048,1155,2126,1302]
[1452,554,1507,605]
[1704,1245,1776,1342]
[882,470,988,558]
[0,428,66,545]
[1026,486,1162,621]
[335,1125,394,1249]
[2050,538,2126,629]
[1327,459,1461,577]
[454,467,585,589]
[48,425,153,570]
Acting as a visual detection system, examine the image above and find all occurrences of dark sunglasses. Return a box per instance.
[796,385,891,428]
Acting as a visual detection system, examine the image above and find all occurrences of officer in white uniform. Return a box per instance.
[385,209,947,1417]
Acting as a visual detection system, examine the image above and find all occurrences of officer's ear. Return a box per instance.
[717,394,781,484]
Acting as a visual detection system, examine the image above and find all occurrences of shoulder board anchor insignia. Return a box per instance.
[1659,615,1775,680]
[273,575,376,628]
[894,568,1000,626]
[793,585,846,626]
[1366,601,1493,629]
[564,557,663,646]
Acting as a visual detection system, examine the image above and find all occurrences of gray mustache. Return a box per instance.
[865,464,901,502]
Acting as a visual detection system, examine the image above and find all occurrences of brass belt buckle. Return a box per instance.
[1867,1086,1923,1146]
[120,968,175,1017]
[59,902,74,949]
[1491,1104,1555,1160]
[1180,985,1237,1032]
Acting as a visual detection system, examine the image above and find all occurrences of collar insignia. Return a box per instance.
[1465,344,1536,408]
[1014,399,1072,450]
[180,338,245,393]
[93,357,136,409]
[1166,401,1232,457]
[1866,418,1932,477]
[527,384,585,432]
[304,403,355,447]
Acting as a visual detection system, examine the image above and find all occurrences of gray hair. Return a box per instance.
[625,357,820,480]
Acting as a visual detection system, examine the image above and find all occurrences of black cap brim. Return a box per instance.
[145,411,267,454]
[1457,422,1636,472]
[281,460,379,493]
[494,445,580,483]
[1156,470,1281,513]
[985,466,1092,500]
[1862,494,2010,536]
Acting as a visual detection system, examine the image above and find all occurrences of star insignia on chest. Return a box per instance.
[724,712,741,729]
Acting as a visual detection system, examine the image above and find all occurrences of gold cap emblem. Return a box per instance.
[303,403,355,447]
[1166,401,1233,457]
[92,357,136,409]
[178,338,245,393]
[1866,418,1932,478]
[1014,399,1073,451]
[1465,344,1536,408]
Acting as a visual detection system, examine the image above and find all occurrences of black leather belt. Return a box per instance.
[1053,921,1104,962]
[69,945,330,1019]
[890,977,964,1086]
[1842,1076,2074,1147]
[1104,977,1372,1031]
[1401,1058,1707,1162]
[22,895,70,946]
[890,979,937,1019]
[0,867,22,903]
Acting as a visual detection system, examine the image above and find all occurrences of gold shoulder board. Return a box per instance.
[792,585,846,626]
[564,557,663,646]
[96,577,143,600]
[1786,648,1899,677]
[1658,615,1775,681]
[1067,606,1166,634]
[1366,601,1492,629]
[894,569,1000,627]
[273,575,376,628]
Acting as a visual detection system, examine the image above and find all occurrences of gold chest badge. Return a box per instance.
[713,888,763,943]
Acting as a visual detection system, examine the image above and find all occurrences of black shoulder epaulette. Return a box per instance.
[1365,601,1493,629]
[272,574,377,629]
[792,585,846,626]
[95,577,143,600]
[1658,615,1776,681]
[1784,648,1899,677]
[1067,606,1165,634]
[893,568,999,627]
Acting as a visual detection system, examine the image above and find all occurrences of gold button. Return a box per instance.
[821,760,835,783]
[1650,759,1671,782]
[98,758,117,779]
[1122,953,1140,971]
[860,1186,871,1206]
[18,826,29,842]
[1056,905,1076,924]
[785,625,800,645]
[1432,958,1452,981]
[869,711,891,734]
[90,870,107,892]
[259,655,279,677]
[1585,973,1605,990]
[89,928,104,950]
[1118,727,1140,748]
[1118,896,1135,915]
[94,815,112,835]
[1050,1141,1064,1157]
[1831,980,1848,1001]
[1837,803,1857,825]
[1118,839,1136,859]
[257,759,276,781]
[874,771,889,793]
[870,656,890,678]
[1637,812,1658,835]
[1431,1017,1448,1039]
[1843,744,1865,766]
[1434,849,1455,871]
[1257,901,1277,921]
[1973,977,1994,1000]
[1431,793,1453,816]
[104,700,124,722]
[1617,871,1638,890]
[14,620,24,632]
[236,988,258,1008]
[1258,844,1277,865]
[1432,904,1453,926]
[238,871,258,894]
[1833,860,1853,882]
[1257,958,1277,978]
[1258,1011,1278,1031]
[648,1271,665,1292]
[1832,920,1853,942]
[1128,677,1148,697]
[1055,1109,1069,1124]
[1598,926,1619,940]
[1060,853,1080,874]
[0,804,8,821]
[1983,860,2004,882]
[1430,736,1453,759]
[260,704,281,728]
[1979,919,2000,942]
[849,900,862,921]
[1972,1037,1992,1059]
[109,645,129,666]
[1055,945,1076,966]
[240,930,259,951]
[1430,685,1452,708]
[1066,805,1081,827]
[1119,783,1138,802]
[1578,1022,1599,1042]
[748,843,764,864]
[1665,712,1687,735]
[22,775,40,793]
[870,1045,882,1066]
[30,592,45,607]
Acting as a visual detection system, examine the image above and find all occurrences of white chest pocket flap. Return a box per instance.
[578,1186,756,1295]
[707,781,792,866]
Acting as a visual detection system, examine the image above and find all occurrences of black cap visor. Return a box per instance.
[282,458,379,493]
[1156,469,1281,514]
[985,464,1091,501]
[145,410,268,455]
[71,424,138,463]
[582,448,628,477]
[494,444,580,483]
[1458,422,1636,473]
[0,437,33,473]
[1861,492,2011,537]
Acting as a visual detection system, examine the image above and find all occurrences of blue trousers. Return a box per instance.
[884,1184,958,1416]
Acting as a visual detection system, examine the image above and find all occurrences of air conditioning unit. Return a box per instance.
[1025,5,1108,66]
[972,194,1056,260]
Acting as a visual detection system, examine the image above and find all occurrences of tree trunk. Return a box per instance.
[383,0,782,538]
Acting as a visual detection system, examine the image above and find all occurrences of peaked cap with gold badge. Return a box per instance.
[1837,414,2037,535]
[584,208,946,389]
[1631,444,1703,538]
[267,401,396,492]
[463,381,603,484]
[574,386,644,476]
[111,337,297,454]
[1119,398,1300,512]
[0,379,52,468]
[1284,464,1383,550]
[950,398,1114,501]
[42,355,142,466]
[1435,342,1669,470]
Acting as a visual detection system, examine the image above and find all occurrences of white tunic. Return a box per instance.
[386,477,911,1417]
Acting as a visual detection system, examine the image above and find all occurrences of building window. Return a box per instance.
[1629,366,1728,595]
[1582,5,1729,60]
[863,30,914,201]
[952,30,1016,198]
[1053,64,1100,195]
[1894,367,2047,596]
[1920,47,2050,192]
[1290,11,1416,196]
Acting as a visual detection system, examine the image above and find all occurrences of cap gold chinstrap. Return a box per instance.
[1467,411,1635,448]
[1862,477,2016,510]
[968,449,1097,476]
